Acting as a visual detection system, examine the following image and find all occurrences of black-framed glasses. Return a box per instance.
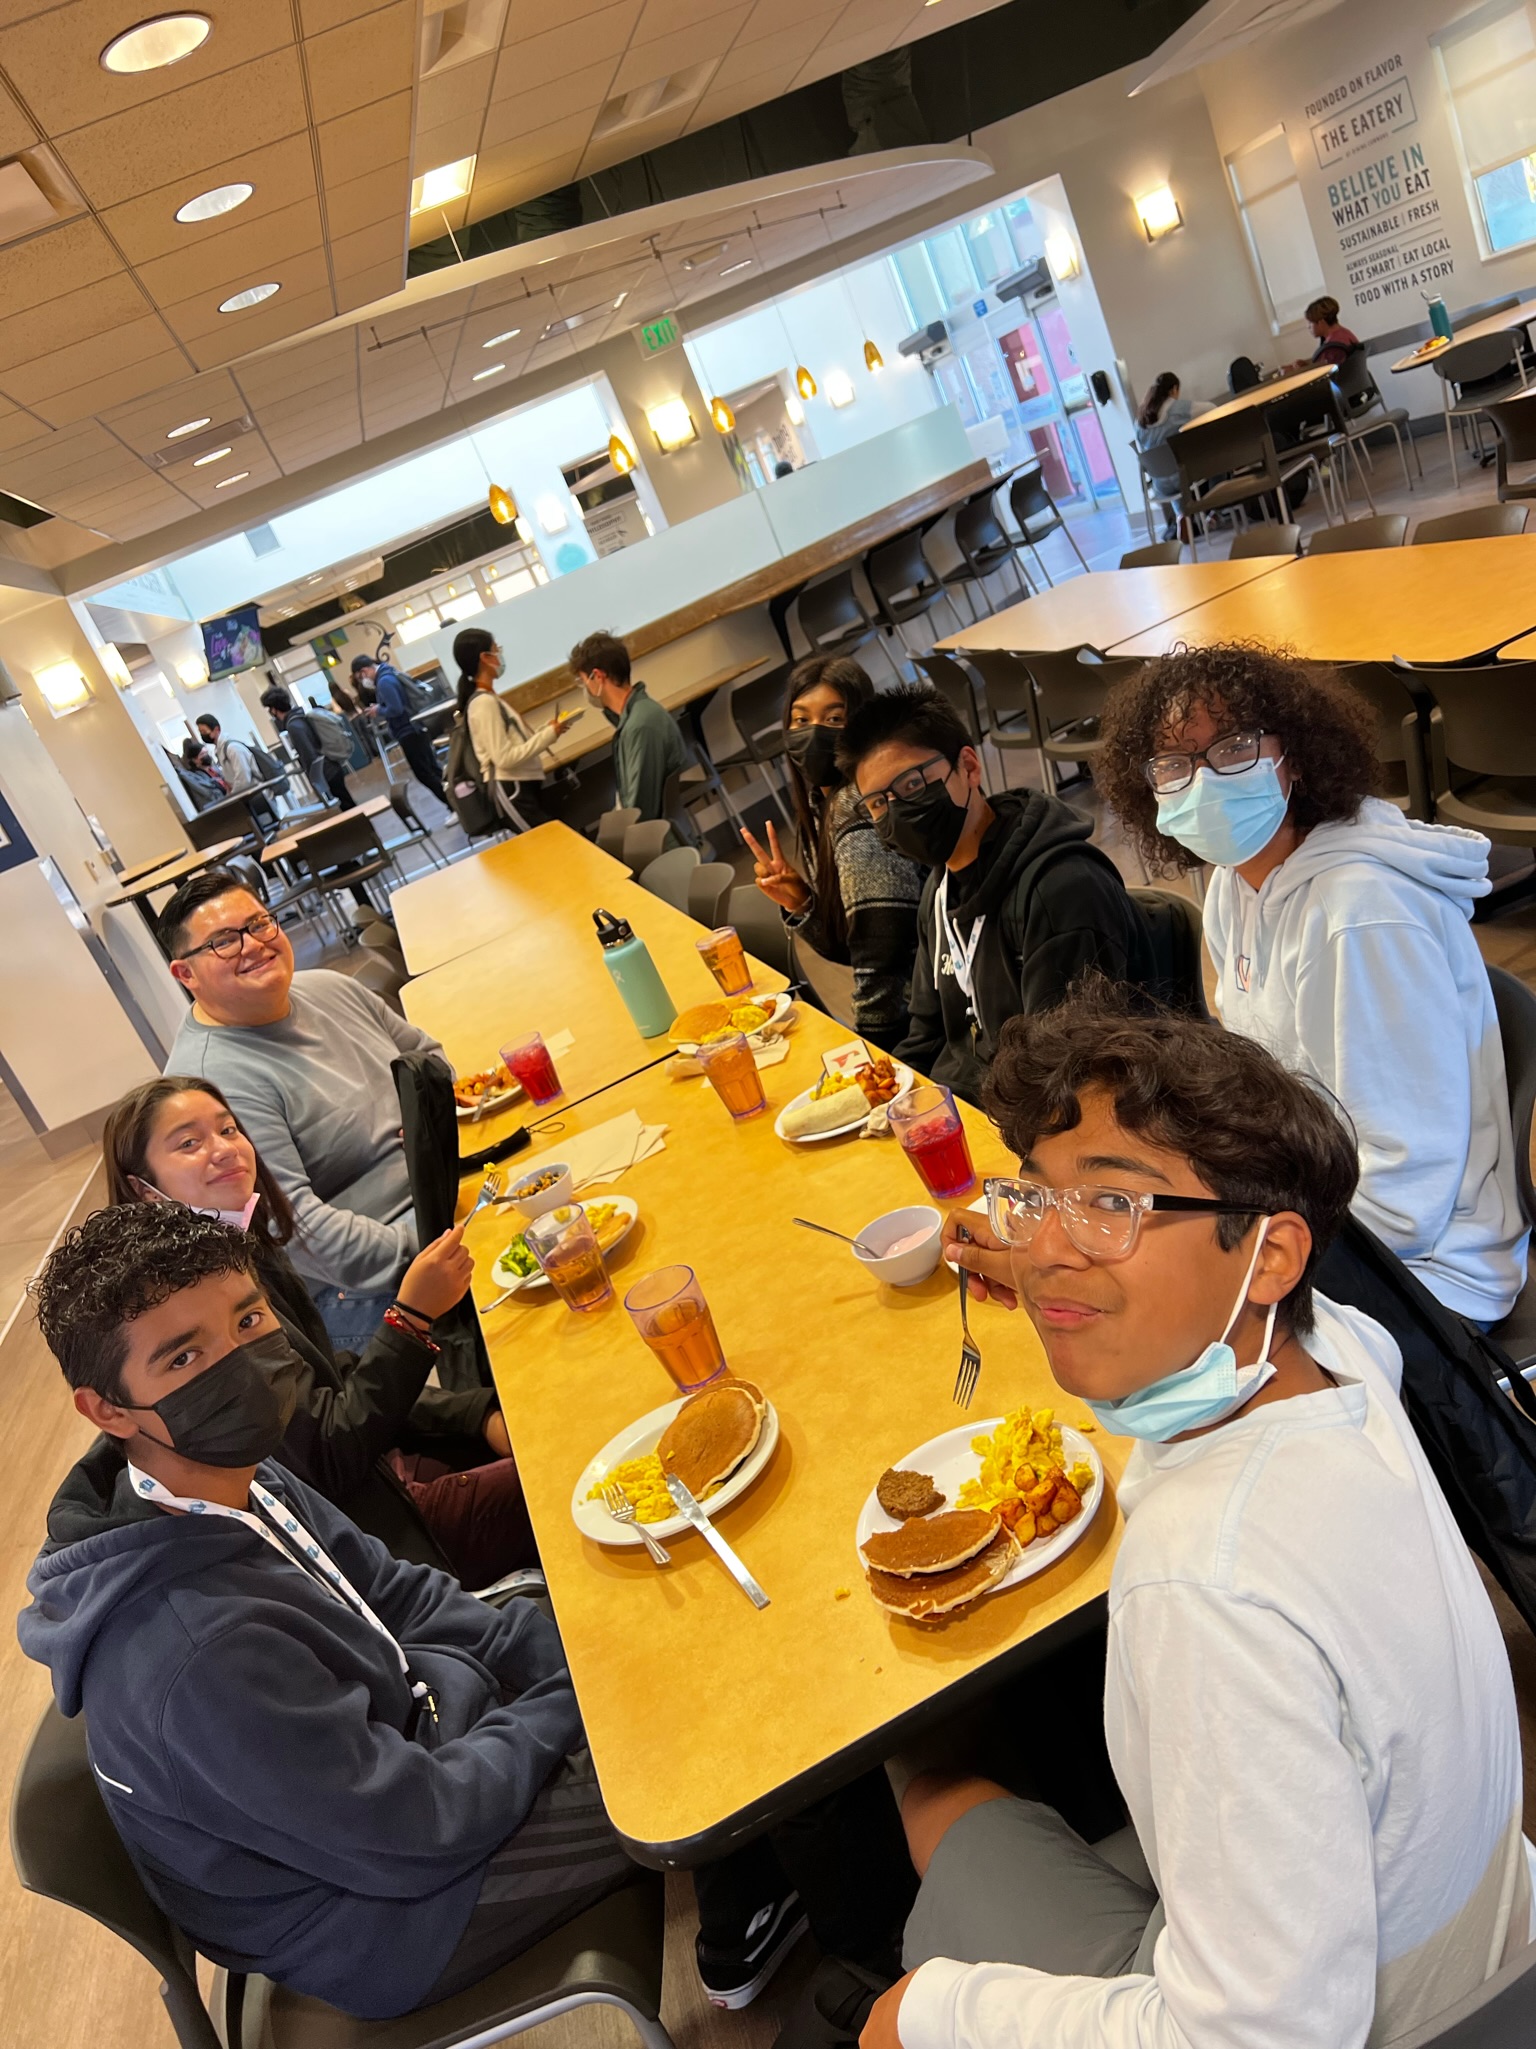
[1143,729,1271,796]
[983,1176,1258,1263]
[853,753,954,824]
[177,911,280,963]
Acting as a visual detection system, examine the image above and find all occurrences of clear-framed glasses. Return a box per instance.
[177,911,280,963]
[1143,729,1270,796]
[983,1176,1258,1263]
[853,753,954,824]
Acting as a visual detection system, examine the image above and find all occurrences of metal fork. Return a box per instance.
[463,1167,504,1223]
[602,1483,672,1566]
[952,1222,983,1409]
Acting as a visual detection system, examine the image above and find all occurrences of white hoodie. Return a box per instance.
[1203,797,1528,1321]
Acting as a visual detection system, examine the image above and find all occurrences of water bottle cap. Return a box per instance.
[593,906,634,949]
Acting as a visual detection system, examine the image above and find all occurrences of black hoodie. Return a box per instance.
[895,789,1157,1104]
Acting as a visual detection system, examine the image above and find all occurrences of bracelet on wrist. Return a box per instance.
[392,1296,433,1326]
[383,1305,439,1351]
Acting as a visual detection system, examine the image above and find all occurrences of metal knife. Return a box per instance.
[664,1473,770,1609]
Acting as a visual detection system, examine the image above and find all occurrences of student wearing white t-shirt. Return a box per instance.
[882,984,1533,2049]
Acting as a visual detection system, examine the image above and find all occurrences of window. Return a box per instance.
[964,212,1016,284]
[891,244,944,328]
[1436,0,1536,254]
[1226,127,1326,328]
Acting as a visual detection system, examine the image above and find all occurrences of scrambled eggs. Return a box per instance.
[957,1406,1095,1550]
[589,1454,673,1522]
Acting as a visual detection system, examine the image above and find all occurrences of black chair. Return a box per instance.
[1330,347,1420,490]
[950,485,1031,613]
[1429,332,1530,480]
[1484,390,1536,507]
[687,860,735,927]
[1307,513,1408,554]
[960,647,1048,791]
[914,653,991,785]
[1119,539,1182,568]
[184,793,262,851]
[1394,1940,1536,2047]
[1006,468,1089,583]
[1170,411,1329,554]
[700,663,795,828]
[1413,506,1529,545]
[1134,439,1182,543]
[1410,659,1536,847]
[637,844,700,911]
[1487,965,1536,1375]
[658,752,713,851]
[10,1702,674,2049]
[1336,663,1431,821]
[1022,647,1142,789]
[595,805,640,862]
[726,882,792,979]
[1129,886,1209,1017]
[294,812,393,916]
[865,520,965,653]
[795,570,881,667]
[380,785,448,872]
[1228,523,1300,558]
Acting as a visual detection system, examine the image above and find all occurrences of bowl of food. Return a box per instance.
[507,1163,572,1218]
[852,1205,943,1287]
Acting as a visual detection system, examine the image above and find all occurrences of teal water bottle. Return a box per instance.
[1424,293,1453,342]
[593,908,677,1038]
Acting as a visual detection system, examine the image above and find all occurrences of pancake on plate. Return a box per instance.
[657,1377,766,1495]
[669,1000,733,1046]
[867,1529,1019,1620]
[860,1508,1000,1578]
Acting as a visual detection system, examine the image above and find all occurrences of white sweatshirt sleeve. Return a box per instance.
[898,1582,1378,2049]
[467,691,556,779]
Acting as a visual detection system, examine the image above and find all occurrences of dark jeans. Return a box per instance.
[321,758,356,809]
[499,781,552,829]
[396,727,447,805]
[389,1446,538,1587]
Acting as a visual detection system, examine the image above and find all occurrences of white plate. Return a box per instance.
[455,1084,522,1122]
[854,1418,1104,1604]
[774,1062,913,1145]
[490,1195,639,1295]
[672,991,792,1051]
[572,1391,781,1546]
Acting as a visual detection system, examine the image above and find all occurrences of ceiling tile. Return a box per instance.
[318,90,412,185]
[0,406,47,452]
[51,51,310,209]
[479,61,616,151]
[335,262,409,311]
[835,0,915,35]
[133,197,327,307]
[24,351,194,427]
[479,111,595,179]
[418,53,498,133]
[322,163,410,239]
[299,0,398,29]
[157,249,334,346]
[740,0,827,31]
[302,0,416,120]
[711,28,810,88]
[184,285,341,369]
[489,2,643,104]
[685,64,801,130]
[610,9,749,92]
[330,217,407,275]
[0,269,152,373]
[100,373,249,451]
[0,215,123,313]
[2,314,180,402]
[99,134,320,268]
[0,75,36,155]
[791,26,896,83]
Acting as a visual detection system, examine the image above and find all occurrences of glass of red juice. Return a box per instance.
[500,1031,563,1106]
[888,1082,976,1199]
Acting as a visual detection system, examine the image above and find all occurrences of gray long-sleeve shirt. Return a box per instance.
[167,970,443,1293]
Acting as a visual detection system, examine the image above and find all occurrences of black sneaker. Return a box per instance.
[696,1889,810,2009]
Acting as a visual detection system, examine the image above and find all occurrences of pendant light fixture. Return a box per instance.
[608,432,636,474]
[863,339,885,373]
[709,395,735,434]
[795,364,817,401]
[488,483,518,525]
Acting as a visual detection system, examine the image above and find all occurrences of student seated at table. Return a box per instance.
[863,985,1531,2049]
[570,629,689,825]
[1097,643,1528,1327]
[1285,292,1361,373]
[456,626,576,828]
[837,686,1158,1105]
[103,1077,535,1585]
[1133,374,1213,542]
[743,656,924,1046]
[162,869,444,1350]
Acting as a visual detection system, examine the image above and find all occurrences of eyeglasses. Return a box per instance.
[853,754,954,824]
[1143,729,1270,796]
[177,911,280,963]
[983,1176,1257,1263]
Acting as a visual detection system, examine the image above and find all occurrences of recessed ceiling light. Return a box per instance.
[484,329,520,347]
[176,181,253,224]
[472,363,504,381]
[191,445,232,466]
[214,472,249,488]
[720,259,752,277]
[165,415,211,439]
[101,13,210,73]
[613,290,628,309]
[218,281,279,313]
[410,156,476,214]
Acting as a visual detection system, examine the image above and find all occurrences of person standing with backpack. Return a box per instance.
[262,684,356,809]
[351,652,447,806]
[453,627,577,830]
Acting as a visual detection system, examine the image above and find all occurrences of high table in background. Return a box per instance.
[934,555,1294,655]
[399,833,1126,1865]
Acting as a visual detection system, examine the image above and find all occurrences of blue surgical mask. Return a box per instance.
[1155,757,1288,867]
[1084,1222,1277,1441]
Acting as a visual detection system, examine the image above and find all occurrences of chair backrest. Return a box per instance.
[865,527,935,611]
[796,571,871,649]
[1420,662,1536,781]
[1433,330,1521,391]
[687,861,735,929]
[295,812,385,873]
[1413,505,1530,545]
[1487,967,1536,1231]
[184,798,255,850]
[1129,887,1209,1017]
[637,845,699,910]
[1007,468,1061,535]
[1136,439,1182,493]
[1307,513,1408,554]
[1332,347,1380,410]
[913,652,986,753]
[1171,408,1272,494]
[11,1704,223,2049]
[962,647,1037,735]
[596,805,640,860]
[726,882,791,978]
[1335,662,1417,766]
[1394,1940,1536,2049]
[387,784,425,832]
[706,663,789,763]
[1229,523,1301,558]
[351,951,406,1010]
[1025,648,1137,733]
[225,852,269,902]
[622,817,671,870]
[1119,539,1182,568]
[1486,391,1536,465]
[952,489,1011,569]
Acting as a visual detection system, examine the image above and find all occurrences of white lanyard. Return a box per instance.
[126,1464,430,1705]
[935,870,985,1021]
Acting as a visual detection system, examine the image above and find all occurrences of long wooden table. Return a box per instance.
[1178,362,1333,431]
[392,823,634,976]
[1105,533,1536,662]
[107,836,246,936]
[402,834,1127,1865]
[934,556,1294,655]
[1390,295,1536,374]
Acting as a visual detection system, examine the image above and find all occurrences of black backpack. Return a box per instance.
[246,737,290,796]
[1228,356,1262,393]
[444,711,501,837]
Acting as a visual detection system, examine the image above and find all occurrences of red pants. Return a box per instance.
[388,1450,538,1587]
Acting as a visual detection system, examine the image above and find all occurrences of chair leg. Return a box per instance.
[1028,540,1054,587]
[1059,517,1091,574]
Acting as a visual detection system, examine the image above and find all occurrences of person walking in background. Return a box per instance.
[351,651,448,806]
[455,627,577,828]
[261,683,355,809]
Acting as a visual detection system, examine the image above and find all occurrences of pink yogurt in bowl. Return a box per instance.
[853,1205,943,1288]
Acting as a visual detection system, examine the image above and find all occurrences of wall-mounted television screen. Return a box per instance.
[201,604,264,680]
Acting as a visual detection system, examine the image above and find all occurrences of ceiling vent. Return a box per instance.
[421,0,509,76]
[0,148,79,245]
[592,62,717,142]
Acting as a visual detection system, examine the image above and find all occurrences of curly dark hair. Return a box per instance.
[31,1202,255,1401]
[984,979,1359,1333]
[1096,641,1379,875]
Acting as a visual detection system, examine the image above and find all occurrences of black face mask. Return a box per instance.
[783,723,844,789]
[122,1331,300,1469]
[876,771,970,867]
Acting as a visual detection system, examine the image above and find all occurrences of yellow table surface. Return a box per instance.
[1181,362,1333,430]
[934,557,1293,655]
[404,871,1126,1863]
[1390,295,1536,374]
[1106,534,1536,663]
[391,823,634,976]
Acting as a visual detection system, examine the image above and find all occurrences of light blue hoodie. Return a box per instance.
[1203,798,1528,1322]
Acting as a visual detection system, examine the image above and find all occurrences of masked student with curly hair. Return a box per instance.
[1096,643,1527,1325]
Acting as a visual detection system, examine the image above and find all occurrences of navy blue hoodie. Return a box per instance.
[17,1442,583,2018]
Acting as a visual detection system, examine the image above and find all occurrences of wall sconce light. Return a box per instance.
[98,642,133,688]
[536,495,570,533]
[863,339,884,373]
[607,432,636,474]
[795,365,817,401]
[826,371,856,408]
[34,660,91,715]
[709,395,735,433]
[784,393,805,426]
[488,483,518,525]
[1134,186,1183,241]
[1044,232,1081,281]
[646,398,697,452]
[175,654,210,688]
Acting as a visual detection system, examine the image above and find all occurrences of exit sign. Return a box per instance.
[636,313,681,357]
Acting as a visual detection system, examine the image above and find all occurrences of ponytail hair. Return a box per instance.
[454,626,496,717]
[1137,372,1181,430]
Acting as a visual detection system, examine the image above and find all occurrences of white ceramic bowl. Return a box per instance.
[508,1164,573,1218]
[853,1204,943,1287]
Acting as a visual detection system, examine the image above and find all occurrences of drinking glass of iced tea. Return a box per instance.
[625,1266,726,1391]
[500,1031,563,1106]
[524,1204,612,1312]
[696,926,753,997]
[887,1082,976,1200]
[695,1030,766,1120]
